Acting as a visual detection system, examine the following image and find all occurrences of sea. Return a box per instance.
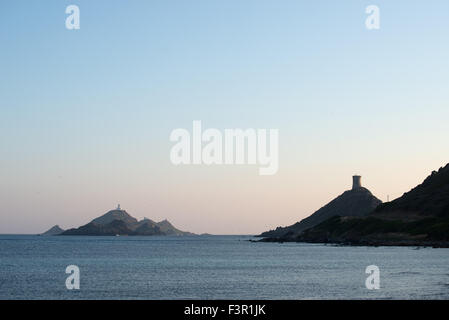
[0,235,448,300]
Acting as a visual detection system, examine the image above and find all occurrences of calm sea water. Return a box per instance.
[0,235,448,299]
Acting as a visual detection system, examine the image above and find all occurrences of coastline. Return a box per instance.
[256,237,449,248]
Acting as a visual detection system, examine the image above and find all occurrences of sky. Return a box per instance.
[1,0,449,234]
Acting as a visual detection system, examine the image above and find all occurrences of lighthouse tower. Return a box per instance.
[352,175,362,190]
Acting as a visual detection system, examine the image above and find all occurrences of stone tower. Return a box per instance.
[352,175,362,190]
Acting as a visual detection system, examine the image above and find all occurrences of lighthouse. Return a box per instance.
[352,175,362,190]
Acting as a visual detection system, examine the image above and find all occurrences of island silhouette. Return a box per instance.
[42,205,194,236]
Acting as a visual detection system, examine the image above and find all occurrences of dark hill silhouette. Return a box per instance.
[40,225,64,236]
[62,220,134,236]
[260,176,381,238]
[268,164,449,247]
[60,205,195,236]
[133,221,164,236]
[90,207,138,226]
[372,164,449,220]
[156,219,189,235]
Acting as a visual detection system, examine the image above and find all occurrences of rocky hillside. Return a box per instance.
[90,208,138,226]
[372,164,449,220]
[259,176,381,238]
[271,164,449,247]
[60,206,195,236]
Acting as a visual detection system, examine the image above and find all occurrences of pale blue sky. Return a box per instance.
[1,1,449,234]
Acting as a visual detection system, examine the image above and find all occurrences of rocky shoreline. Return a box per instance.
[257,236,449,248]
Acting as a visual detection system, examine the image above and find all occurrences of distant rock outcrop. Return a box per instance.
[133,221,164,236]
[156,219,192,236]
[62,220,133,236]
[259,176,382,238]
[60,205,195,236]
[40,225,64,236]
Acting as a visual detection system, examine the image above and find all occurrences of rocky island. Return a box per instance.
[42,205,195,236]
[40,225,65,236]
